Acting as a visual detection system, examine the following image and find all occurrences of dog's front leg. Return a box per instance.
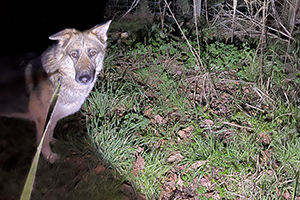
[35,117,60,163]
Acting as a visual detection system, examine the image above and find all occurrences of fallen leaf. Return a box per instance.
[199,175,213,190]
[262,150,270,164]
[259,132,271,144]
[132,154,145,176]
[167,151,184,163]
[159,189,173,200]
[132,146,145,176]
[204,119,214,126]
[166,171,177,182]
[267,169,275,175]
[191,160,208,169]
[121,183,136,197]
[154,114,166,125]
[146,89,157,99]
[276,187,281,196]
[283,189,292,200]
[136,145,144,154]
[178,126,194,140]
[174,164,187,171]
[160,171,177,200]
[121,32,128,38]
[94,164,106,174]
[202,192,214,198]
[154,139,164,149]
[242,86,251,94]
[221,93,229,99]
[176,175,184,190]
[144,106,152,117]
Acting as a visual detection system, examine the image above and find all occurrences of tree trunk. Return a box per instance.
[194,0,202,17]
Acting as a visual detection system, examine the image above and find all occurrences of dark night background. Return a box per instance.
[0,0,109,55]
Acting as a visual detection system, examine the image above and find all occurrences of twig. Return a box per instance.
[284,92,289,104]
[245,103,266,113]
[121,0,141,18]
[220,79,255,85]
[220,2,295,41]
[163,0,205,73]
[223,121,253,130]
[252,86,276,104]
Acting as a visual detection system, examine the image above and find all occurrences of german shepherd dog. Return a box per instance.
[0,21,111,163]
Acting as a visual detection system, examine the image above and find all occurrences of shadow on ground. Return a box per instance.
[0,114,134,200]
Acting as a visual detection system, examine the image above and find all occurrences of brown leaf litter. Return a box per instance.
[153,114,167,125]
[159,170,197,200]
[191,160,208,169]
[132,146,145,176]
[177,126,194,140]
[167,151,184,163]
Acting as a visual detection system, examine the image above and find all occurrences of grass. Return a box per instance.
[83,21,300,199]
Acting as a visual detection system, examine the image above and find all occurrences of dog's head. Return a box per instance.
[49,21,111,85]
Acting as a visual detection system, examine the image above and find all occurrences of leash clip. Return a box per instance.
[58,76,63,85]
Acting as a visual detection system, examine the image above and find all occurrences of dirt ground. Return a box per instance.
[0,115,134,200]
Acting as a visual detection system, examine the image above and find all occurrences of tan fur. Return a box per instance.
[0,21,111,163]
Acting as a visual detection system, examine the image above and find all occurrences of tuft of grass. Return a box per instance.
[84,21,300,199]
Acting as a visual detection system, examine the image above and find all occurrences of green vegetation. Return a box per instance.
[84,21,300,199]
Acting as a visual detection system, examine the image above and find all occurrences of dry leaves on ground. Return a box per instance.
[204,119,214,126]
[178,126,194,140]
[154,114,167,125]
[191,160,208,169]
[159,171,197,200]
[258,132,271,145]
[94,164,106,174]
[132,146,145,176]
[167,151,184,163]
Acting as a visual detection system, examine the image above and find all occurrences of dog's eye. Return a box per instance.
[89,50,97,57]
[71,52,78,58]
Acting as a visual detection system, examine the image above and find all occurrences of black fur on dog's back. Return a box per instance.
[0,54,36,114]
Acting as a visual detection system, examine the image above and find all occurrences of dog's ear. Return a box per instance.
[90,20,112,42]
[49,28,78,41]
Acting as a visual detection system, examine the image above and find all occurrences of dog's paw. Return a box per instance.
[46,153,60,163]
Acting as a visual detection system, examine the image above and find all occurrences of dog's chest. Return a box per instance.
[57,81,94,116]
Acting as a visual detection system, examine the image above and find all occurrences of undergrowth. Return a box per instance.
[84,22,299,199]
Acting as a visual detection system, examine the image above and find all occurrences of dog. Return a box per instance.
[0,20,111,163]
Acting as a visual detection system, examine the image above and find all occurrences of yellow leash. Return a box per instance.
[20,77,62,200]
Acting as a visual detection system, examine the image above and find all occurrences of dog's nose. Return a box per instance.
[76,74,93,85]
[79,74,91,84]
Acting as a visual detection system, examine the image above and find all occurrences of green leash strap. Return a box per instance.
[20,77,62,200]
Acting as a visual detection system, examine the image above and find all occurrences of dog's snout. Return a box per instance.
[76,71,94,85]
[78,74,91,84]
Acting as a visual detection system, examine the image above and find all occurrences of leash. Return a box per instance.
[20,76,62,200]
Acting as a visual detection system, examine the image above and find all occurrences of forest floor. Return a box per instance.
[0,18,299,200]
[84,19,300,199]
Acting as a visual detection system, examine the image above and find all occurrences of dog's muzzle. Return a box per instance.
[75,71,94,85]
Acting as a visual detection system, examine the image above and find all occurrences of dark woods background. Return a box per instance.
[0,0,299,55]
[0,0,109,55]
